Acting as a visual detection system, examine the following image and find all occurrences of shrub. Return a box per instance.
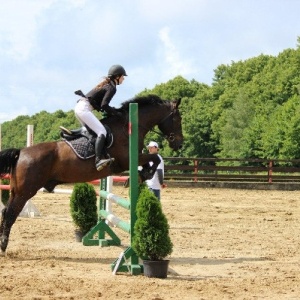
[132,184,173,261]
[70,183,98,235]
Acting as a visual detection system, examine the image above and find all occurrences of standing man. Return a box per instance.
[145,141,165,201]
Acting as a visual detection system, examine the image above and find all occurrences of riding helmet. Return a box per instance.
[108,65,128,78]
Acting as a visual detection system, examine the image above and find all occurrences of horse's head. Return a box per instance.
[119,95,184,151]
[158,99,183,151]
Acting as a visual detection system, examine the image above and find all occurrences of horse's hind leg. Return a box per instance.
[0,207,10,255]
[0,207,7,242]
[0,193,29,255]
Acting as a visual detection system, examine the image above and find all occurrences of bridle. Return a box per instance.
[149,102,178,143]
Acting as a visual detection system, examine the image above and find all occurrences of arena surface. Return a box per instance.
[0,185,299,299]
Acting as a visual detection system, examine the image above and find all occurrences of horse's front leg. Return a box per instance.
[138,153,161,181]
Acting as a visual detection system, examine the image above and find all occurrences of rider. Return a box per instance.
[73,64,127,171]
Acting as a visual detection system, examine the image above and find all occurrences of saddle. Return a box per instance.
[60,125,113,160]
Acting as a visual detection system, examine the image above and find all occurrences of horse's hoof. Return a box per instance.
[0,251,6,257]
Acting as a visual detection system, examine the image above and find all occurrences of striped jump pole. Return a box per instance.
[82,103,142,275]
[99,191,130,210]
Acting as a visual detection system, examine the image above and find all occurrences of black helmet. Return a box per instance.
[108,64,127,77]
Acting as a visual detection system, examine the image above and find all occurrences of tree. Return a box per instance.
[216,91,255,159]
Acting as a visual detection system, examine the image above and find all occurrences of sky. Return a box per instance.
[0,0,299,123]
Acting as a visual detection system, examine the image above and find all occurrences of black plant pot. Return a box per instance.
[143,260,170,278]
[74,229,84,242]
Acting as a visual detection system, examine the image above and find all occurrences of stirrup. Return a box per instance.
[96,158,115,171]
[59,126,72,135]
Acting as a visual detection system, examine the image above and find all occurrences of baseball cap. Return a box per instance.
[147,141,158,148]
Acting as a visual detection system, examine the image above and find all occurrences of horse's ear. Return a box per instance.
[175,98,181,108]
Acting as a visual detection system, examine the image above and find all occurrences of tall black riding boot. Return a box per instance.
[95,135,114,171]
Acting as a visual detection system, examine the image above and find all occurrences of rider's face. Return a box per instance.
[118,75,125,85]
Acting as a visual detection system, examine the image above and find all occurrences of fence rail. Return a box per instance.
[163,157,300,183]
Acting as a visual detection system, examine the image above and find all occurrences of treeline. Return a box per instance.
[1,38,300,163]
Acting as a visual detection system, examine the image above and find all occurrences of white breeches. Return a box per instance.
[74,99,107,137]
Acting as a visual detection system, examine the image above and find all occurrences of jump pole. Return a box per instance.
[82,103,142,275]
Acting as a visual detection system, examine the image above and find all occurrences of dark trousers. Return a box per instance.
[150,188,160,201]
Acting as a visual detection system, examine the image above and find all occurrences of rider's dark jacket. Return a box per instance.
[86,81,117,115]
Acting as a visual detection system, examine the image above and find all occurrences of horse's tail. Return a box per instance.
[0,148,21,177]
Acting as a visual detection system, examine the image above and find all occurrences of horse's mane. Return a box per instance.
[120,94,166,111]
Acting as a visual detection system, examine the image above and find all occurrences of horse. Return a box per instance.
[0,94,183,254]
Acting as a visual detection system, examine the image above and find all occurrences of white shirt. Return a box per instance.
[146,154,164,190]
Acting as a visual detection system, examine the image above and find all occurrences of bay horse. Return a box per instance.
[0,94,183,254]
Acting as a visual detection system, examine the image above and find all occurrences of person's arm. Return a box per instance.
[157,169,164,185]
[156,155,165,187]
[100,85,121,116]
[101,104,120,115]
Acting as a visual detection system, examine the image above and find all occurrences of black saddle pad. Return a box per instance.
[64,136,95,159]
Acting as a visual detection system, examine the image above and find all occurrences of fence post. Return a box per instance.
[268,160,273,183]
[193,160,198,182]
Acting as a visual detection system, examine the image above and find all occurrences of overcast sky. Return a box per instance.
[0,0,299,123]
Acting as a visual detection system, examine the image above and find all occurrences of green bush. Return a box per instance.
[1,179,10,205]
[70,183,98,235]
[132,184,173,261]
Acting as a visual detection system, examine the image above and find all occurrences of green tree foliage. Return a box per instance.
[1,110,79,148]
[211,42,300,161]
[261,95,300,159]
[139,75,201,99]
[182,89,216,157]
[217,91,256,159]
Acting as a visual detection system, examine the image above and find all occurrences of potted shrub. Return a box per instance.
[70,183,98,242]
[132,184,173,278]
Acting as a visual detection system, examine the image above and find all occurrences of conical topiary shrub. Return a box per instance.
[70,183,98,239]
[132,183,173,261]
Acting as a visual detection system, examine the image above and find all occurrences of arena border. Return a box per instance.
[160,180,300,190]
